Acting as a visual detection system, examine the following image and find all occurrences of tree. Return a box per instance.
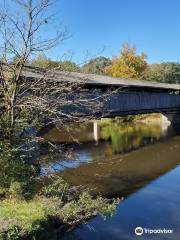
[31,54,59,69]
[0,3,117,237]
[0,0,68,127]
[58,60,80,72]
[105,43,147,79]
[0,0,104,141]
[82,56,111,74]
[32,55,80,72]
[143,62,180,84]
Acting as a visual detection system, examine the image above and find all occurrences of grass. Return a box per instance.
[0,198,47,235]
[0,178,119,239]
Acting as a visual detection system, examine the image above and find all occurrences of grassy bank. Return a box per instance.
[0,178,118,240]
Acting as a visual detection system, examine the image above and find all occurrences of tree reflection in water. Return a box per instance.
[101,122,163,154]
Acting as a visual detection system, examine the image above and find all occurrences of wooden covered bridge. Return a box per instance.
[22,65,180,118]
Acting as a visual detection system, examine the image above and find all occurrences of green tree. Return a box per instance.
[58,60,80,72]
[82,56,111,74]
[105,43,147,79]
[31,54,59,69]
[143,62,180,84]
[32,56,80,72]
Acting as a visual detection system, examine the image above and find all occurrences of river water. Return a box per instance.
[42,118,180,240]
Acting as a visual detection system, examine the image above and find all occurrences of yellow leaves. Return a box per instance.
[4,69,13,81]
[31,54,59,69]
[105,44,148,79]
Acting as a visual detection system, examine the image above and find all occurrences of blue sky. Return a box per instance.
[49,0,180,64]
[2,0,180,64]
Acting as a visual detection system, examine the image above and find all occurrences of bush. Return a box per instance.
[0,174,119,239]
[60,192,118,223]
[42,178,69,201]
[0,141,38,200]
[8,182,24,201]
[0,225,21,240]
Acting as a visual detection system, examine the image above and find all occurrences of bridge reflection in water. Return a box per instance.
[42,120,180,198]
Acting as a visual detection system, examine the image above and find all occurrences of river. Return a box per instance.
[41,118,180,240]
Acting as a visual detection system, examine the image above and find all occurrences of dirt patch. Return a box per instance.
[0,218,16,232]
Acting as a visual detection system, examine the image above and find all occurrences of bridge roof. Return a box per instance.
[23,65,180,91]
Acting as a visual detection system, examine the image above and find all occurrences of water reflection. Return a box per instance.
[64,165,180,240]
[42,119,180,239]
[100,122,165,154]
[59,135,180,197]
[43,120,171,153]
[41,120,178,197]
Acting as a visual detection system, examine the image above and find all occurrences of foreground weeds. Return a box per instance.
[0,178,119,240]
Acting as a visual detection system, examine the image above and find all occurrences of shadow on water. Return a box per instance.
[53,135,180,198]
[41,119,179,197]
[63,164,180,240]
[41,119,180,240]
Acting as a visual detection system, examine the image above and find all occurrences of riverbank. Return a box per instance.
[38,124,180,240]
[100,113,170,125]
[0,114,173,239]
[0,178,118,239]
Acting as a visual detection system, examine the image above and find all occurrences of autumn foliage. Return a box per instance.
[105,44,148,79]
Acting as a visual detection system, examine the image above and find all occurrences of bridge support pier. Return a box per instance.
[93,121,100,144]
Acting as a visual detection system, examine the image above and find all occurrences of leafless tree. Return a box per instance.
[0,0,69,126]
[0,0,113,150]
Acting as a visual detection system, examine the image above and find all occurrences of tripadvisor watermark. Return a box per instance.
[135,227,174,236]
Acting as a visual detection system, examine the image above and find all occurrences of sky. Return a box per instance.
[1,0,180,64]
[47,0,180,64]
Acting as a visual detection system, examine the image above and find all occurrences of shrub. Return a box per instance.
[42,178,69,201]
[60,192,118,223]
[0,141,38,200]
[0,225,21,240]
[8,182,24,201]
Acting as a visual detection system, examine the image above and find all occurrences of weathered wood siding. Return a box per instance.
[60,90,180,117]
[103,91,180,115]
